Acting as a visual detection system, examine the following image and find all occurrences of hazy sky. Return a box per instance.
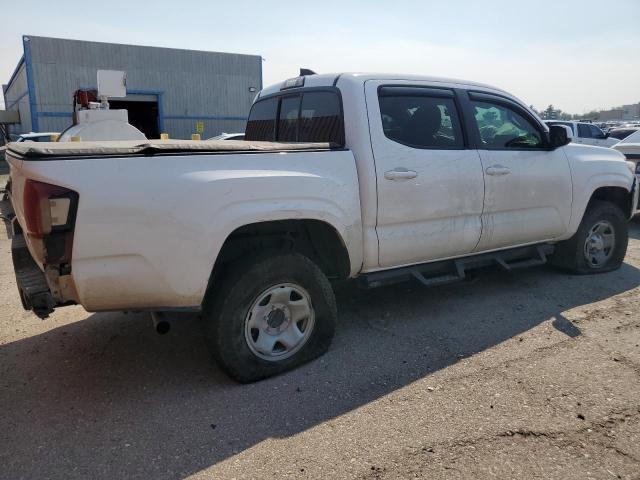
[1,0,638,113]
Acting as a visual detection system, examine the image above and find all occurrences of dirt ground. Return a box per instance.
[1,168,639,479]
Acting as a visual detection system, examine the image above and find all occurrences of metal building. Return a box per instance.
[2,36,262,139]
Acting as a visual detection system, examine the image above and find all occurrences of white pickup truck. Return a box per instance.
[544,120,620,148]
[5,73,639,382]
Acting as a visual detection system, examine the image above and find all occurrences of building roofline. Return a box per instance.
[4,54,25,95]
[23,34,262,60]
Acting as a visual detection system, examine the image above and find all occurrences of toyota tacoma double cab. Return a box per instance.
[5,73,639,382]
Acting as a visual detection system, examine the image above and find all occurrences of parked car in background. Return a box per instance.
[2,133,58,164]
[5,73,639,382]
[13,132,59,142]
[207,132,245,140]
[613,129,640,179]
[609,127,640,141]
[600,122,623,133]
[545,121,619,147]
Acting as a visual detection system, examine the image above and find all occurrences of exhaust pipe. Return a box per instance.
[151,311,171,335]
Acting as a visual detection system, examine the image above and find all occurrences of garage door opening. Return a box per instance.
[109,99,159,139]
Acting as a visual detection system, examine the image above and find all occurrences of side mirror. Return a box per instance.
[549,124,572,148]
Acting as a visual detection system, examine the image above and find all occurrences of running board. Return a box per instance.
[361,244,554,289]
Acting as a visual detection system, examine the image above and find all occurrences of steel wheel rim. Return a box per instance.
[244,283,315,361]
[583,220,615,268]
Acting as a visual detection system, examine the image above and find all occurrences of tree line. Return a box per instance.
[530,104,601,121]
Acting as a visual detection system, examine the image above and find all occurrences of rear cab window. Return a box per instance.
[278,96,301,141]
[244,97,278,141]
[245,89,344,145]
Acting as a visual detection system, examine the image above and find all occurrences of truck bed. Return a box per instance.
[6,139,361,313]
[6,139,339,159]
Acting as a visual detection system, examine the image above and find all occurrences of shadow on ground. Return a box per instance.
[628,216,640,240]
[1,259,639,478]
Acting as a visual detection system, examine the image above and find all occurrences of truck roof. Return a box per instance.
[258,72,510,98]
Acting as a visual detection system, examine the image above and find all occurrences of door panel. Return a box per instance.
[468,97,572,251]
[365,81,485,268]
[475,148,572,251]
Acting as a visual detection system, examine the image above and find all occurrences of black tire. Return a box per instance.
[203,252,337,383]
[551,200,628,274]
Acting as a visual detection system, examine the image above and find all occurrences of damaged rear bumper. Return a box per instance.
[11,232,55,319]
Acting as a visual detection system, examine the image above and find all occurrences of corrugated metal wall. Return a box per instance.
[7,35,261,139]
[2,60,32,136]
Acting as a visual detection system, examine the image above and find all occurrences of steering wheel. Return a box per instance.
[504,135,531,147]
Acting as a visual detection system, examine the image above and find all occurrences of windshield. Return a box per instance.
[617,129,640,144]
[609,129,636,140]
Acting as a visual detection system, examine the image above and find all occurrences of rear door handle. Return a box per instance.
[485,165,511,176]
[385,168,418,180]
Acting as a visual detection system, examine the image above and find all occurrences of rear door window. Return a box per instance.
[378,92,464,149]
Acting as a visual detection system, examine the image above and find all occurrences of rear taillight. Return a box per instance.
[23,179,78,265]
[23,180,76,237]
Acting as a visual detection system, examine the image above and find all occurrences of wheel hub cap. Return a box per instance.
[588,234,604,252]
[583,220,615,268]
[244,283,315,361]
[266,307,288,331]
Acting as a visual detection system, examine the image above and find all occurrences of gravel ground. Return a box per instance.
[1,170,639,479]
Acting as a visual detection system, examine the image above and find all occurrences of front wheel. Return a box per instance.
[203,252,337,383]
[552,200,628,274]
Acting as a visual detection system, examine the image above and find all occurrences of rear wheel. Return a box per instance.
[203,252,337,383]
[552,200,628,274]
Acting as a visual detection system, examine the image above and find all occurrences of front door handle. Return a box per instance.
[485,165,511,176]
[385,168,418,180]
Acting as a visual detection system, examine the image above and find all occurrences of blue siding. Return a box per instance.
[22,35,261,138]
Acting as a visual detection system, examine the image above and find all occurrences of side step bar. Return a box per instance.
[361,244,555,289]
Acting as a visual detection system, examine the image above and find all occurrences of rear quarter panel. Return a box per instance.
[13,150,362,311]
